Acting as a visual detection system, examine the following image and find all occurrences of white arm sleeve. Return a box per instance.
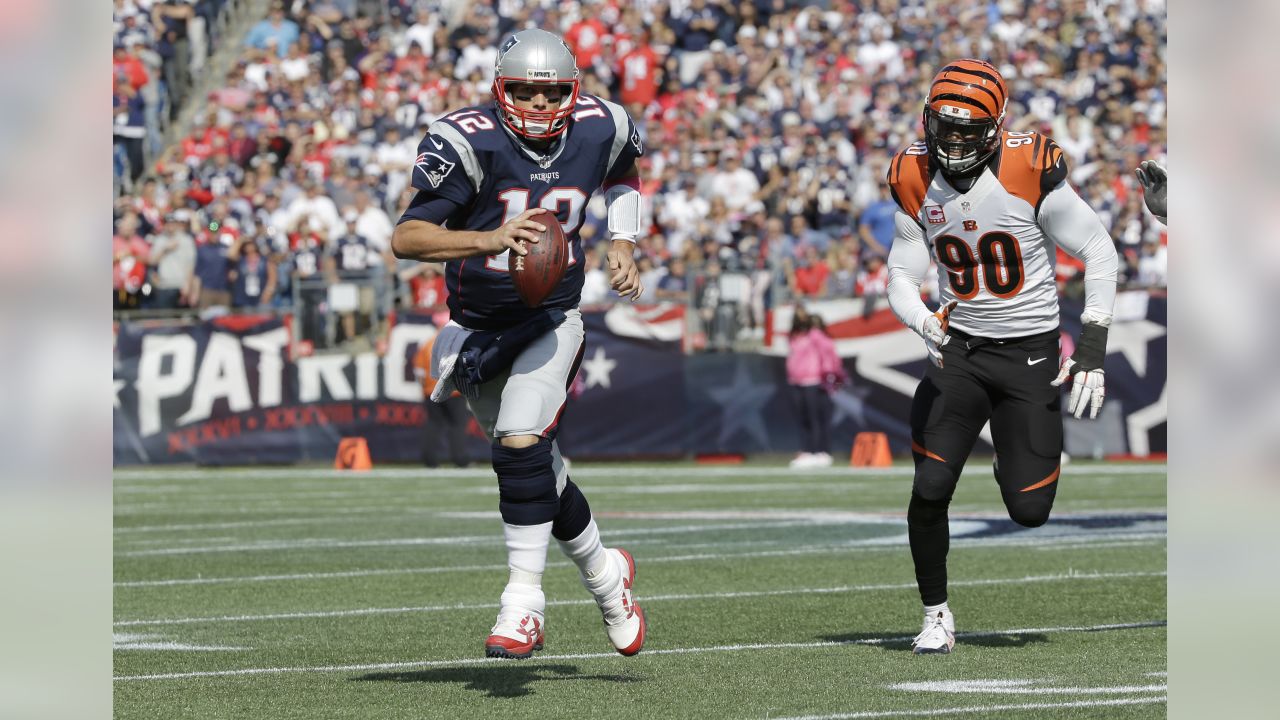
[1038,182,1120,326]
[886,210,934,337]
[605,183,643,243]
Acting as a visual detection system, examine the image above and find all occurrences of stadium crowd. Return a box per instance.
[112,0,1167,347]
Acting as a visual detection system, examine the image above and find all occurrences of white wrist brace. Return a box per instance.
[605,181,642,243]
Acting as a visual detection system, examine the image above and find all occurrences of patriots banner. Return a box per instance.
[114,314,438,465]
[760,291,1167,458]
[113,294,1165,465]
[556,305,687,458]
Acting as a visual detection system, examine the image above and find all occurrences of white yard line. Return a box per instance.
[113,518,908,557]
[115,507,1168,557]
[113,570,1165,627]
[887,679,1166,694]
[770,696,1167,720]
[115,534,1167,589]
[113,507,1167,535]
[113,463,1167,482]
[111,620,1166,682]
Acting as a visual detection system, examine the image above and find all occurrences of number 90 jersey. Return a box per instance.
[887,131,1069,338]
[401,94,643,332]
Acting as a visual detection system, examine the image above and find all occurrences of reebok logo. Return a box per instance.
[1027,357,1048,365]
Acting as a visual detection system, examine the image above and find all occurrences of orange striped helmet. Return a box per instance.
[923,59,1009,173]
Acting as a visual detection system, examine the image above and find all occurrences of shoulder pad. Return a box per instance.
[996,131,1069,212]
[886,143,932,220]
[427,107,498,193]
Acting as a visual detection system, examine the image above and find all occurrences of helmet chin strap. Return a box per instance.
[939,154,990,191]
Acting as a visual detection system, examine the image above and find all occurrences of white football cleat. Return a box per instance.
[599,548,645,656]
[912,609,956,655]
[811,452,833,467]
[790,453,816,468]
[484,607,545,659]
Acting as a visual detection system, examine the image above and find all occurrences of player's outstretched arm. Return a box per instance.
[392,209,546,262]
[1134,160,1167,223]
[1039,182,1120,419]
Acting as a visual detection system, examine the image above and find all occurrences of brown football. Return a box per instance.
[511,209,568,308]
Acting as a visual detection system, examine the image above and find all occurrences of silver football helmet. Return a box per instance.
[492,28,580,139]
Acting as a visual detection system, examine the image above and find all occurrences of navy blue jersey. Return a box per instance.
[331,233,372,274]
[398,94,644,331]
[232,254,270,307]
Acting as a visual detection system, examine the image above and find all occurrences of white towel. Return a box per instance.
[429,321,473,403]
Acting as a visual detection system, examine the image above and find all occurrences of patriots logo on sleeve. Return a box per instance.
[415,151,456,189]
[630,126,644,155]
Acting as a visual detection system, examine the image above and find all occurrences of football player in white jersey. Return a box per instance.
[884,59,1120,654]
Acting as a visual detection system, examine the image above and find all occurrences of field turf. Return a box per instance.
[113,460,1166,719]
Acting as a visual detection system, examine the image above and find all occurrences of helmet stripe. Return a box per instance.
[931,79,1001,116]
[929,91,996,117]
[938,65,1007,104]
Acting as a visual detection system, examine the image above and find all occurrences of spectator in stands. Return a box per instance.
[113,77,147,184]
[287,180,343,243]
[580,244,611,305]
[696,259,739,352]
[709,149,761,213]
[654,257,690,302]
[113,210,151,310]
[856,254,889,318]
[327,210,374,343]
[152,0,195,116]
[858,184,898,258]
[116,0,1165,344]
[193,221,236,311]
[289,233,325,343]
[790,244,830,298]
[1137,240,1167,288]
[231,236,276,309]
[147,211,197,309]
[245,3,299,59]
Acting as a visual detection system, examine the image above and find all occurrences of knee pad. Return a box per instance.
[912,462,958,504]
[551,479,593,542]
[492,438,559,525]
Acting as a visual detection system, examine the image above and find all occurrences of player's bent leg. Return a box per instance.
[485,435,559,659]
[989,372,1064,529]
[994,453,1061,528]
[553,478,645,655]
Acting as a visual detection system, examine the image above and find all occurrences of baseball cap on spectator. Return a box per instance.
[710,40,727,53]
[737,25,758,41]
[343,210,358,224]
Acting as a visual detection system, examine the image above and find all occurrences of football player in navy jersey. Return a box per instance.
[392,28,646,659]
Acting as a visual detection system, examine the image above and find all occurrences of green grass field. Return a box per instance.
[113,460,1166,719]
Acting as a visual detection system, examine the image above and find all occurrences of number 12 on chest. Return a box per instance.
[486,187,588,271]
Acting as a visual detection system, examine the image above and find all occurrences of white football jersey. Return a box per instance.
[887,131,1088,338]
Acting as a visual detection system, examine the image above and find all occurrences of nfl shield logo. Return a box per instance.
[925,205,946,224]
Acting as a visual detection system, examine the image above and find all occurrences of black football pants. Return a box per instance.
[907,328,1064,606]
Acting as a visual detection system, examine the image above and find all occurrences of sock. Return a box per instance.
[557,518,623,606]
[923,601,950,617]
[501,521,552,615]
